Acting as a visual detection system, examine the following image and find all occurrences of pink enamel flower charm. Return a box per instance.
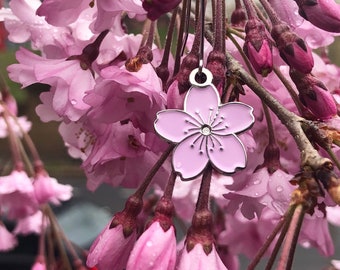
[154,68,254,179]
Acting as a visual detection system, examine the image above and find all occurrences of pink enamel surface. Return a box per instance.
[214,102,254,135]
[172,134,209,179]
[207,134,246,173]
[154,110,199,143]
[184,85,219,126]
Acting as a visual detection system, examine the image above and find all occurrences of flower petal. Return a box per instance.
[184,85,220,125]
[213,102,254,135]
[154,110,201,143]
[208,134,246,173]
[172,134,209,179]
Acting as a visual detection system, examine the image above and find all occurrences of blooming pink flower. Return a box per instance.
[36,0,89,27]
[33,171,72,205]
[13,211,45,235]
[8,47,95,121]
[126,221,176,270]
[0,113,31,138]
[154,82,254,179]
[177,244,228,270]
[294,0,340,33]
[0,222,18,251]
[86,223,137,270]
[0,170,39,219]
[84,63,166,133]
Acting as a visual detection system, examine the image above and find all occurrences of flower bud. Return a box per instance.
[243,19,273,77]
[290,69,337,120]
[271,23,314,74]
[294,0,340,33]
[142,0,181,21]
[231,6,247,28]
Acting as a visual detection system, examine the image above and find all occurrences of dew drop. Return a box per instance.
[146,241,153,247]
[254,192,259,197]
[253,180,261,185]
[70,99,77,105]
[276,185,283,193]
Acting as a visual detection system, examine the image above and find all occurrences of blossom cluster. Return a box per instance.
[1,0,340,269]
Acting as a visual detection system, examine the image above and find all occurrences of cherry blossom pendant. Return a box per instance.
[154,68,255,180]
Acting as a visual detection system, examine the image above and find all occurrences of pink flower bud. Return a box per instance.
[271,23,314,74]
[290,70,337,120]
[230,6,247,28]
[126,221,176,270]
[142,0,181,21]
[294,0,340,32]
[86,223,137,270]
[177,244,228,270]
[243,19,273,77]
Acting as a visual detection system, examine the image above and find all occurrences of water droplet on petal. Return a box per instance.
[146,241,153,247]
[253,180,261,185]
[276,185,283,193]
[70,99,77,105]
[254,192,259,197]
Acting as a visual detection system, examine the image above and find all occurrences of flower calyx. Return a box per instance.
[110,195,143,237]
[243,18,273,77]
[271,23,314,74]
[67,29,109,73]
[186,209,215,255]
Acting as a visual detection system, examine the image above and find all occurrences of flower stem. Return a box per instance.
[264,205,297,270]
[196,164,213,212]
[247,215,286,270]
[272,67,304,115]
[174,0,189,75]
[134,144,175,197]
[277,204,305,270]
[43,205,72,270]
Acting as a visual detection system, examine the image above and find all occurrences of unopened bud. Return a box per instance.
[142,0,181,21]
[290,69,337,120]
[271,23,314,74]
[243,19,273,77]
[231,6,247,28]
[294,0,340,33]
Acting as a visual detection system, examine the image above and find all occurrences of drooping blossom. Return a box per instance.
[155,78,254,179]
[33,170,72,205]
[126,221,176,270]
[293,0,340,32]
[0,170,39,220]
[0,222,18,251]
[86,223,137,270]
[177,244,228,270]
[13,210,45,235]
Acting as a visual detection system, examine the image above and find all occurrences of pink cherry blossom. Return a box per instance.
[7,47,95,121]
[36,0,90,27]
[126,221,176,270]
[86,223,137,270]
[0,170,39,220]
[177,244,228,270]
[13,210,45,235]
[33,171,72,205]
[0,222,18,251]
[155,80,254,179]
